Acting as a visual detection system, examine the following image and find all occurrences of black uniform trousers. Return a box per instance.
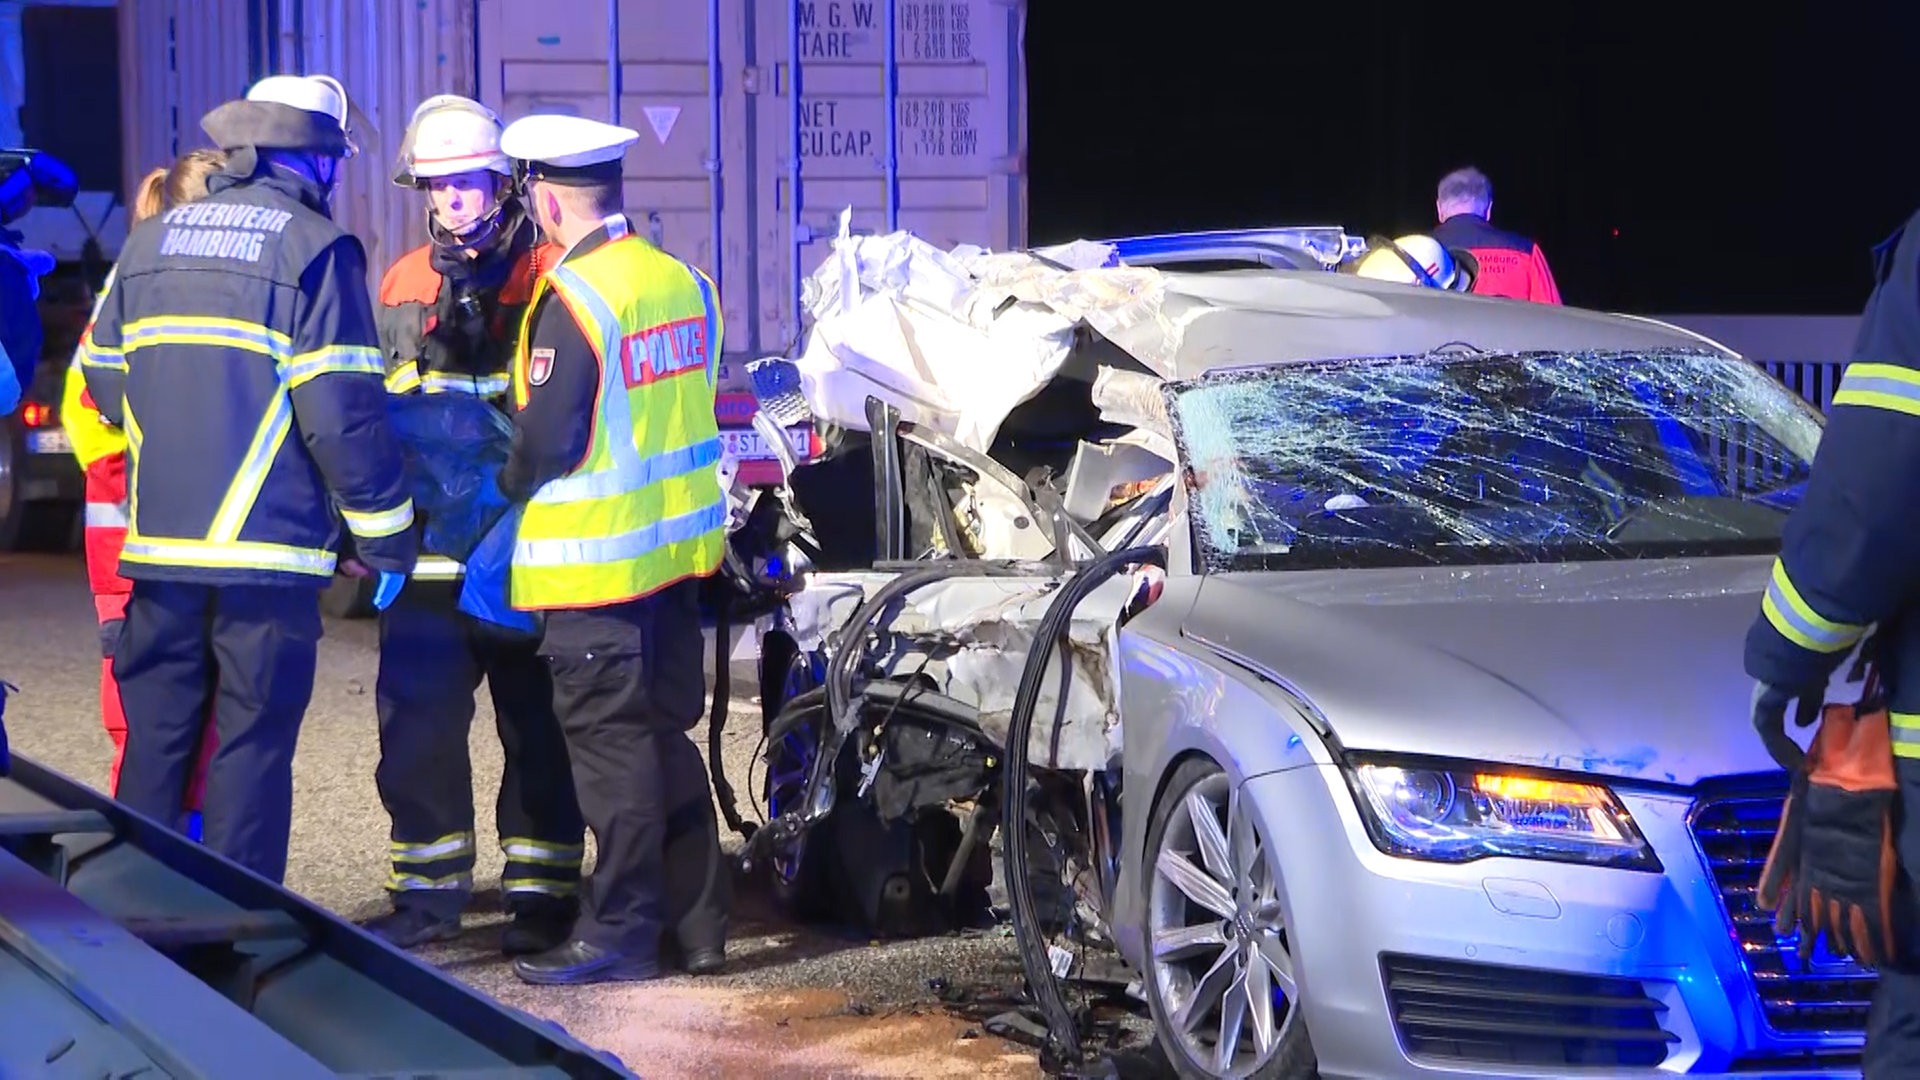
[112,580,320,884]
[375,581,585,918]
[540,577,730,958]
[1868,761,1920,1076]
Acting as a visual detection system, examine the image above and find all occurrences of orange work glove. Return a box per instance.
[1758,698,1900,968]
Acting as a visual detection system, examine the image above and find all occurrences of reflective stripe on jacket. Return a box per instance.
[1744,205,1920,757]
[62,361,127,468]
[81,453,131,597]
[376,221,557,402]
[377,224,558,582]
[507,231,726,610]
[76,166,417,586]
[63,267,131,468]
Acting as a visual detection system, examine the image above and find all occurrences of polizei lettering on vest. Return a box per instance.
[156,203,296,265]
[620,316,708,389]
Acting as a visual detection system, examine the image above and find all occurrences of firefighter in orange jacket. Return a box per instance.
[61,150,225,828]
[360,95,586,955]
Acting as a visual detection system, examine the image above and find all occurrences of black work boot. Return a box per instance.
[501,897,578,957]
[362,905,462,949]
[677,940,726,976]
[512,939,662,985]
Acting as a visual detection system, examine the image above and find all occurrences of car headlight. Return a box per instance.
[1349,758,1660,871]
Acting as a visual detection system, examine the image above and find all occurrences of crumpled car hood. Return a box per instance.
[1184,555,1819,786]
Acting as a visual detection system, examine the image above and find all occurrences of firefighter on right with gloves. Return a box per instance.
[1748,204,1920,1077]
[361,94,585,955]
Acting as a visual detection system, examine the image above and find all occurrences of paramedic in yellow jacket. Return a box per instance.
[491,113,730,986]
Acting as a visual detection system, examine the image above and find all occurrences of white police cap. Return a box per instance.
[500,114,639,184]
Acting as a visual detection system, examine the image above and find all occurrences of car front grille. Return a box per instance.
[1380,953,1677,1068]
[1726,1049,1864,1073]
[1690,793,1877,1034]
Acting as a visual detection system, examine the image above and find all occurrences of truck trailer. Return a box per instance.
[0,697,638,1078]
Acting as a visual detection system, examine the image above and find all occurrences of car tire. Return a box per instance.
[1142,756,1317,1080]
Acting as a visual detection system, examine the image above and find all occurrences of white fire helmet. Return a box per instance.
[245,74,357,156]
[399,95,512,184]
[1353,234,1468,291]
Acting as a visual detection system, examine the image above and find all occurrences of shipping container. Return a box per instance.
[118,0,480,282]
[115,0,1031,374]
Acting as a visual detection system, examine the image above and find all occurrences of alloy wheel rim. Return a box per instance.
[1147,771,1297,1077]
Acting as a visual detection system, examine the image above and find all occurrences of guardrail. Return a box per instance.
[1647,314,1856,413]
[1765,361,1847,413]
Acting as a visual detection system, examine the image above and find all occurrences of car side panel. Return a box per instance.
[1110,588,1330,970]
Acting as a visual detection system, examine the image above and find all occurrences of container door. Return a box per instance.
[751,0,1029,358]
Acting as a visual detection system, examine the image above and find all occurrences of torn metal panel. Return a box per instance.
[1028,239,1121,271]
[1061,436,1174,523]
[790,214,1209,454]
[786,572,1133,772]
[1091,367,1173,444]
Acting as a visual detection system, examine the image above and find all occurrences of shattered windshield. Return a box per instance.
[1166,350,1824,571]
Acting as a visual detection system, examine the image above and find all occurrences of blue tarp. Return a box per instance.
[386,394,534,635]
[0,339,17,416]
[458,504,537,636]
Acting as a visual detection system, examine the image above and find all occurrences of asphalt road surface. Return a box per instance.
[0,551,1047,1078]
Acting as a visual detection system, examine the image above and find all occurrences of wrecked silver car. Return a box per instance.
[720,224,1858,1078]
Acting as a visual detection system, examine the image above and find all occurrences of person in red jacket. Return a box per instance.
[1430,166,1562,305]
[62,150,225,832]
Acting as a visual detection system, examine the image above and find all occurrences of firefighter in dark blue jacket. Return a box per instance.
[1746,203,1920,1077]
[77,74,417,885]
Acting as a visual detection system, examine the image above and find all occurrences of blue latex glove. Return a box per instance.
[372,570,406,611]
[0,340,17,417]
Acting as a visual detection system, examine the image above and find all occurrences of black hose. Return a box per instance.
[707,590,755,840]
[1001,545,1166,1070]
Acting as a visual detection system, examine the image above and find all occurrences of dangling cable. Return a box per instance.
[1002,545,1166,1072]
[707,587,756,839]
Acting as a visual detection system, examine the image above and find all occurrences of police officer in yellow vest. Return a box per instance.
[494,113,731,985]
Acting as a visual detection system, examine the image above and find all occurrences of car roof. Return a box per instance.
[1134,268,1731,381]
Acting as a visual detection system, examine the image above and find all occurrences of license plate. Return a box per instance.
[721,425,809,461]
[26,429,70,455]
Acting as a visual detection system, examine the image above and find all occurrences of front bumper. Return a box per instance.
[1243,765,1864,1078]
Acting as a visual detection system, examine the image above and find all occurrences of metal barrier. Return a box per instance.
[1763,360,1847,413]
[1644,314,1856,413]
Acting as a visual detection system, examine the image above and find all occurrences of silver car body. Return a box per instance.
[753,232,1862,1077]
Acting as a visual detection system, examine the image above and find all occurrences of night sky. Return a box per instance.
[1027,4,1920,316]
[19,4,1920,319]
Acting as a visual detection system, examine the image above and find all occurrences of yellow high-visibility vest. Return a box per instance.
[61,361,127,469]
[507,226,726,610]
[63,268,130,469]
